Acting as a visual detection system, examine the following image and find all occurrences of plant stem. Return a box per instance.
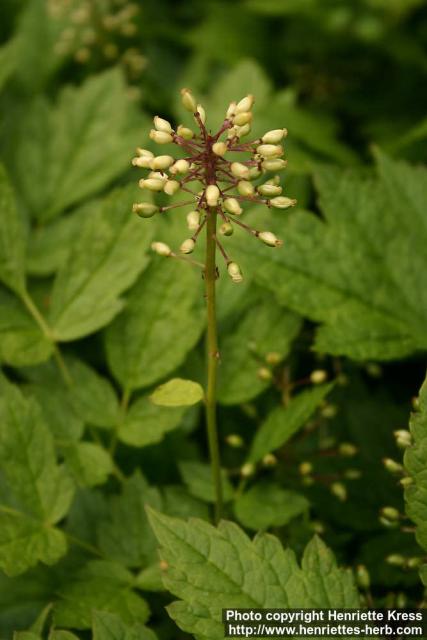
[205,206,223,523]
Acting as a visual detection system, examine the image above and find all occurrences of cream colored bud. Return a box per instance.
[257,144,283,157]
[262,453,277,467]
[180,88,197,112]
[258,231,283,247]
[180,238,195,254]
[394,429,412,449]
[262,128,287,144]
[150,155,174,170]
[233,111,252,126]
[248,167,261,179]
[235,123,251,138]
[170,159,190,174]
[132,203,158,218]
[270,196,296,209]
[151,241,171,256]
[310,369,328,384]
[136,148,154,158]
[299,461,313,476]
[237,180,255,196]
[186,210,201,230]
[266,175,281,185]
[226,434,244,448]
[148,171,167,180]
[139,178,164,191]
[195,104,206,124]
[258,366,272,381]
[163,180,180,196]
[227,126,238,139]
[149,130,173,144]
[212,142,227,156]
[226,101,237,119]
[176,124,194,140]
[262,158,287,171]
[153,116,173,133]
[235,94,254,114]
[223,198,242,216]
[240,462,255,477]
[265,352,281,365]
[230,162,250,179]
[206,185,220,207]
[257,184,282,197]
[331,482,347,502]
[220,222,233,236]
[227,261,243,283]
[132,156,152,168]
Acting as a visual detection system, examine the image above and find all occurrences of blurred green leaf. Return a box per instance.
[0,163,26,295]
[106,259,205,391]
[178,461,234,503]
[151,378,204,407]
[119,395,187,447]
[234,483,309,531]
[64,442,113,488]
[48,185,153,341]
[92,611,158,640]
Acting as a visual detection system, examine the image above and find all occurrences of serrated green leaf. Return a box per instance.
[162,486,210,520]
[179,461,234,503]
[218,292,301,405]
[98,473,162,568]
[48,185,153,341]
[248,384,333,464]
[119,395,187,447]
[11,69,146,221]
[0,377,74,576]
[64,442,113,488]
[0,288,53,367]
[0,39,17,91]
[147,509,360,639]
[54,561,149,630]
[151,378,204,407]
[234,483,309,531]
[92,611,157,640]
[106,259,205,391]
[0,164,26,294]
[404,372,427,584]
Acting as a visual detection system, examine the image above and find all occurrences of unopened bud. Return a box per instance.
[226,434,244,448]
[380,506,400,521]
[310,369,328,384]
[249,167,261,179]
[258,231,283,247]
[339,442,358,457]
[407,557,423,569]
[262,453,277,467]
[330,482,347,502]
[212,142,227,156]
[237,180,255,196]
[186,210,201,230]
[132,202,158,218]
[132,155,152,168]
[136,148,154,158]
[180,238,195,254]
[150,130,173,144]
[399,477,413,488]
[227,261,243,283]
[151,242,171,257]
[220,222,233,236]
[262,158,287,172]
[265,352,281,366]
[196,104,206,125]
[356,565,370,590]
[170,159,190,174]
[231,162,250,179]
[396,593,407,608]
[394,430,412,449]
[383,458,404,474]
[386,554,405,566]
[257,144,283,158]
[270,196,297,209]
[153,116,173,133]
[163,180,180,196]
[321,404,338,419]
[180,88,197,112]
[345,469,362,480]
[257,183,282,197]
[240,462,255,478]
[257,367,272,381]
[177,124,194,139]
[262,128,287,144]
[150,155,174,170]
[234,111,252,126]
[235,94,254,114]
[206,185,220,207]
[139,178,165,191]
[236,123,251,138]
[226,102,237,119]
[223,198,242,216]
[299,461,313,476]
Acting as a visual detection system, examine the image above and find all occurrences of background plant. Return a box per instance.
[0,0,426,638]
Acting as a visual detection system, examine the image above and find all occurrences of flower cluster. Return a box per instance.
[132,88,296,283]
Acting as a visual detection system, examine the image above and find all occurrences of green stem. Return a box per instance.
[205,207,223,523]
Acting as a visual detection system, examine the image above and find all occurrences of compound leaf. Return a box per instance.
[0,164,26,295]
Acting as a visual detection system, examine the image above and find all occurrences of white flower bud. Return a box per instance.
[150,155,174,170]
[148,171,167,180]
[150,130,173,144]
[170,159,190,174]
[176,124,194,140]
[257,183,282,197]
[262,128,287,144]
[212,141,227,156]
[240,462,255,477]
[220,222,233,236]
[233,111,252,126]
[151,241,171,256]
[258,231,283,247]
[180,238,195,254]
[235,94,254,114]
[235,123,251,138]
[186,210,201,230]
[139,178,165,191]
[262,158,287,171]
[163,180,180,195]
[181,88,197,112]
[270,196,296,209]
[153,116,173,133]
[132,156,152,168]
[223,198,242,216]
[230,162,250,179]
[132,202,158,218]
[227,126,238,139]
[310,369,328,384]
[196,104,206,124]
[394,429,412,449]
[226,101,236,119]
[227,261,243,283]
[206,185,220,207]
[248,166,261,179]
[257,144,283,157]
[136,148,154,158]
[237,180,255,196]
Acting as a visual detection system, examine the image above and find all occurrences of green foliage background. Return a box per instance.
[0,0,426,638]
